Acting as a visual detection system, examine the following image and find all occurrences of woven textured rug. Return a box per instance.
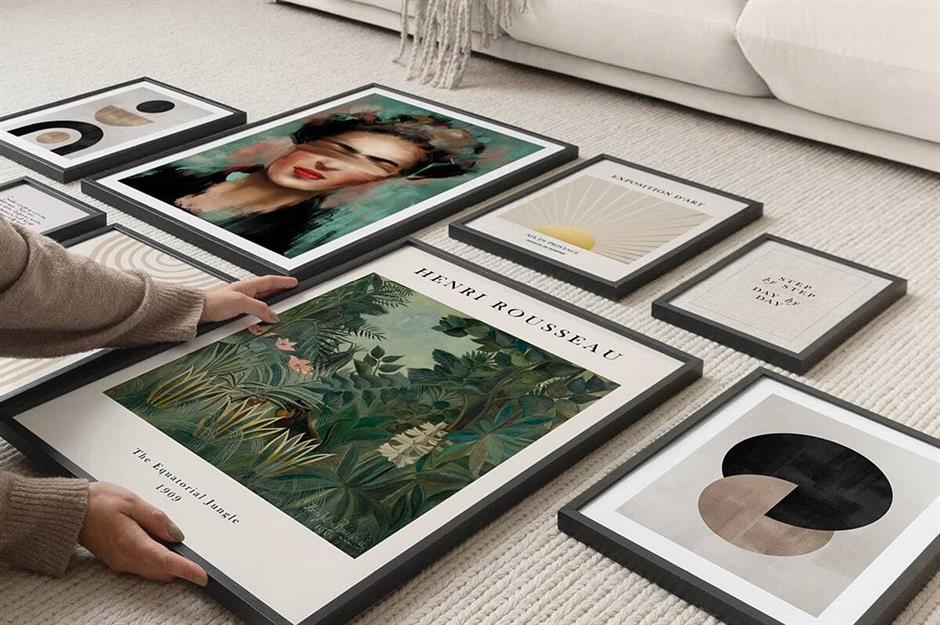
[1,1,938,624]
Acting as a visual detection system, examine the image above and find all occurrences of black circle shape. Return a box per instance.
[136,100,175,114]
[722,433,892,531]
[9,120,104,156]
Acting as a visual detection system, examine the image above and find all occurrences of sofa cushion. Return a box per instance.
[736,0,940,142]
[502,0,771,96]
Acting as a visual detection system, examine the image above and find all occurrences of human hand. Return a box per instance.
[78,482,208,586]
[200,275,298,324]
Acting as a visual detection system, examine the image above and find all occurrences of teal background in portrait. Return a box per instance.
[124,94,543,258]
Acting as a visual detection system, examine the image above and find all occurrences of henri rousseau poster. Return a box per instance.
[12,244,689,625]
[105,271,620,557]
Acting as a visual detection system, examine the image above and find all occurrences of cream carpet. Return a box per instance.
[1,1,938,624]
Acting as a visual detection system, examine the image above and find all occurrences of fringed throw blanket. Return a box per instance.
[397,0,528,88]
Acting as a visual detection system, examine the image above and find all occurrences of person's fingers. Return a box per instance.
[236,275,297,299]
[201,277,294,324]
[255,283,298,299]
[237,293,279,324]
[128,527,208,586]
[125,497,185,543]
[254,275,298,298]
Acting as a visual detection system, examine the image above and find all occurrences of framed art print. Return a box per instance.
[0,176,106,241]
[81,84,578,278]
[450,155,762,299]
[559,369,940,625]
[0,224,232,403]
[0,239,699,625]
[652,234,906,373]
[0,77,246,182]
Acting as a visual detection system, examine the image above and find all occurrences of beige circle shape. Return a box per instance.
[698,474,833,557]
[35,131,71,144]
[94,105,152,126]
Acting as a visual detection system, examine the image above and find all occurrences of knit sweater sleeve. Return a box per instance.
[0,218,206,358]
[0,218,208,574]
[0,473,89,576]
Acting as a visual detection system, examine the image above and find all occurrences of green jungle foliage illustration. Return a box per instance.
[106,273,618,556]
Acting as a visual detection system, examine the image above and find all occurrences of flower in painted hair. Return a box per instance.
[378,422,448,468]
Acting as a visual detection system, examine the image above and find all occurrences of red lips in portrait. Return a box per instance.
[292,166,325,180]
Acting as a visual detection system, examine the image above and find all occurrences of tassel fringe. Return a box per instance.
[397,0,527,89]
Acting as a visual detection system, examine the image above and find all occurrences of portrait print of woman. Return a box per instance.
[120,93,545,259]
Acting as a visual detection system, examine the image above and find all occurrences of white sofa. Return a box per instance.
[279,0,940,172]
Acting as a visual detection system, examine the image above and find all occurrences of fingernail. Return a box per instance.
[270,312,280,323]
[168,522,185,542]
[191,570,209,587]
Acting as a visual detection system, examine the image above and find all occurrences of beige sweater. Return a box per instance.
[0,218,206,575]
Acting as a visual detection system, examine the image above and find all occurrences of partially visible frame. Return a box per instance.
[63,222,235,283]
[0,238,701,625]
[0,223,233,403]
[652,234,906,373]
[450,154,762,299]
[81,83,578,278]
[0,77,246,182]
[559,368,940,625]
[0,176,106,241]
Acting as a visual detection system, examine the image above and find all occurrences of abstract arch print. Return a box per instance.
[4,86,211,161]
[9,98,178,156]
[698,433,892,556]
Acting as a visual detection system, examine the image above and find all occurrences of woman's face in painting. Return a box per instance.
[265,130,428,192]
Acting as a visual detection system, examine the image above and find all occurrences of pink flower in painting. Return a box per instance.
[247,324,271,336]
[229,139,292,166]
[275,338,296,352]
[288,355,312,374]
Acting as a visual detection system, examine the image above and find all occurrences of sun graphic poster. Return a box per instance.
[464,156,757,283]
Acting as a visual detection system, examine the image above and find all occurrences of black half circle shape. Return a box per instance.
[722,432,892,531]
[10,120,104,155]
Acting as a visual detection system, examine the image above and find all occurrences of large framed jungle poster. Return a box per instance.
[0,239,700,625]
[82,84,577,277]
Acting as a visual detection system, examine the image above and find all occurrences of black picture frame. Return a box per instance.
[652,234,907,373]
[62,222,236,283]
[450,154,762,299]
[0,223,234,403]
[80,83,578,279]
[0,77,246,182]
[558,368,940,625]
[0,176,106,241]
[0,237,701,625]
